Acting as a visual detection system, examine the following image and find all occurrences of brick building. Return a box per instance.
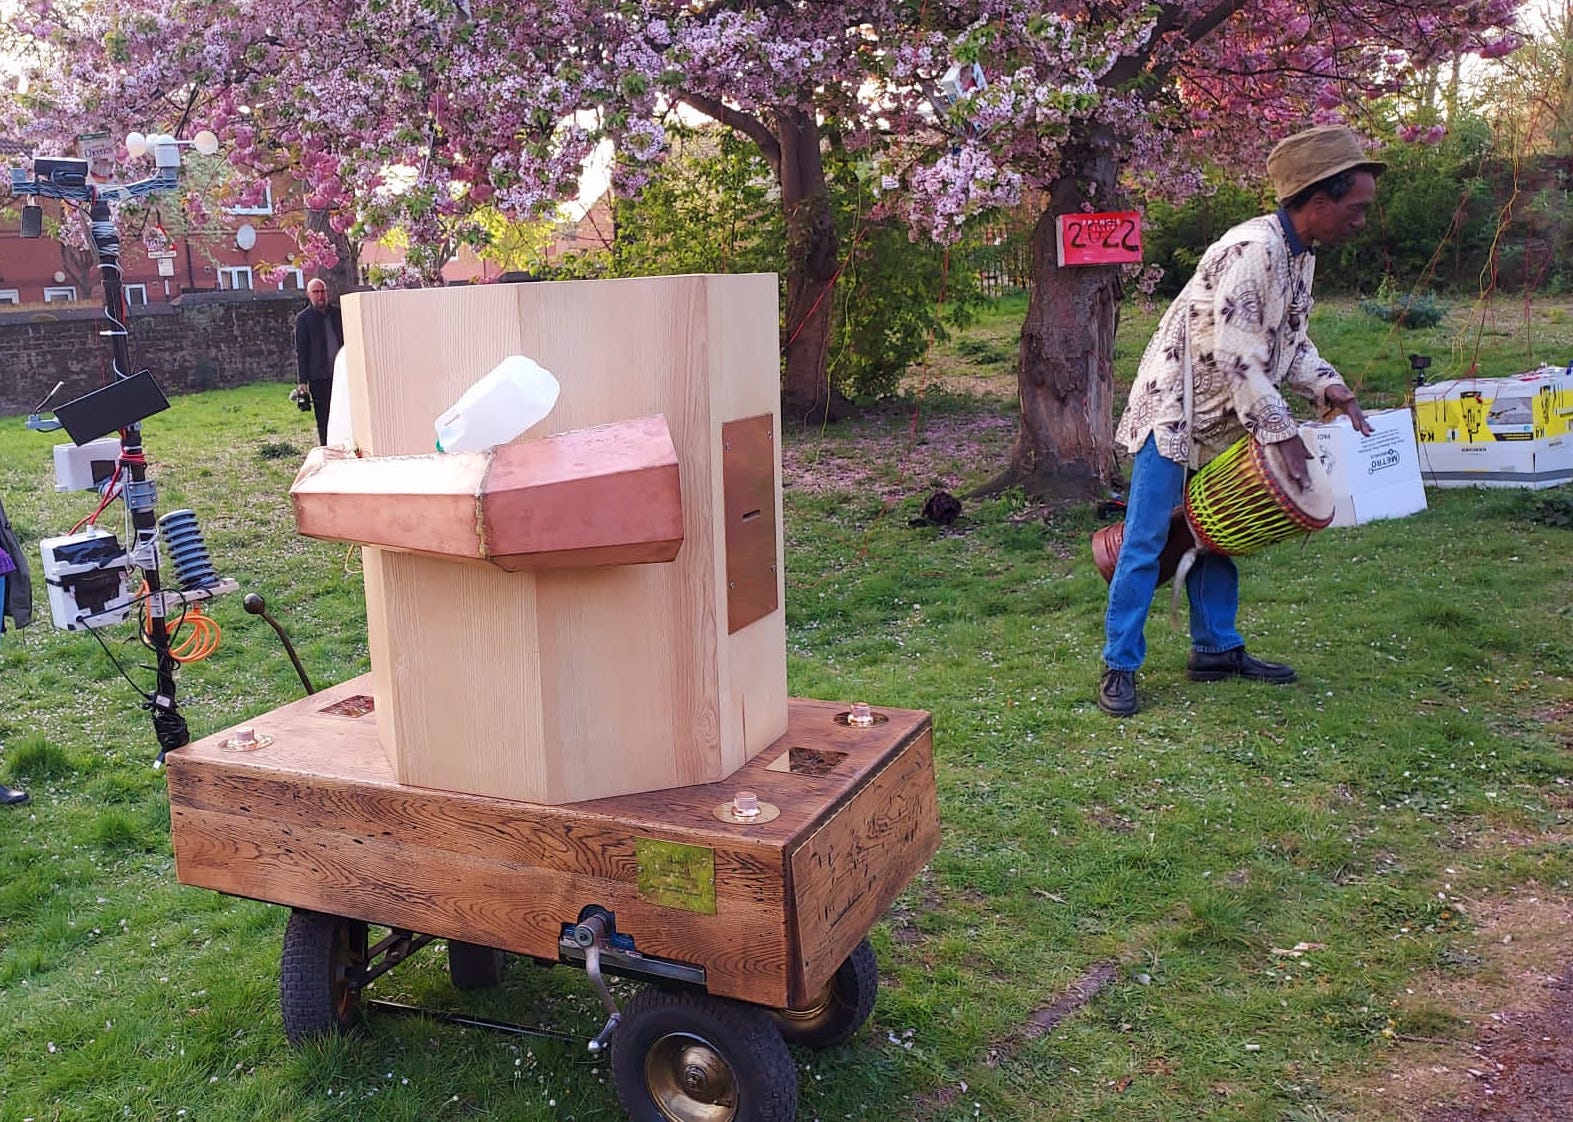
[1,138,305,308]
[4,131,620,304]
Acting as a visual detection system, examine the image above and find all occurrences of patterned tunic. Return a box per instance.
[1115,213,1350,467]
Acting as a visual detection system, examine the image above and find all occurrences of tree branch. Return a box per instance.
[1179,0,1255,53]
[1102,0,1254,93]
[677,91,781,175]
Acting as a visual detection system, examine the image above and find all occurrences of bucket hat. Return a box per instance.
[1267,126,1386,203]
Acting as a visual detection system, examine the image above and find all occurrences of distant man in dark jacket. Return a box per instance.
[294,278,343,445]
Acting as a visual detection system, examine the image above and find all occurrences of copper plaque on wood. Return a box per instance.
[722,414,778,633]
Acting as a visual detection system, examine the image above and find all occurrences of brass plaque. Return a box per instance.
[721,414,779,633]
[637,837,717,914]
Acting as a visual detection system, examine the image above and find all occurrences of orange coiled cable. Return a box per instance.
[134,582,223,663]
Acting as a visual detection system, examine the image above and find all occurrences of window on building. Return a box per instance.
[0,289,19,305]
[123,284,149,306]
[43,286,78,302]
[218,266,254,291]
[277,268,305,291]
[226,183,274,216]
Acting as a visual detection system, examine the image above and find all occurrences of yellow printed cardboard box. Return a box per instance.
[1414,368,1573,444]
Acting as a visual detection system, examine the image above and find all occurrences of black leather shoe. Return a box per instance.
[1098,668,1139,716]
[1187,647,1296,684]
[0,784,28,806]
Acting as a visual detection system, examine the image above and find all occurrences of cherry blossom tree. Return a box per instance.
[855,1,1523,497]
[0,2,1057,422]
[3,1,922,420]
[2,0,623,297]
[3,0,1524,474]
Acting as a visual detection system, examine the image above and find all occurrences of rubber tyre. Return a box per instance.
[772,936,878,1049]
[447,940,508,990]
[611,987,797,1122]
[279,909,367,1046]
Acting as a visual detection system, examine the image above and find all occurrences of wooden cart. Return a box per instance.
[165,674,938,1121]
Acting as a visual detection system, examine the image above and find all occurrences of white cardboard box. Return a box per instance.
[1414,435,1573,490]
[1302,407,1428,527]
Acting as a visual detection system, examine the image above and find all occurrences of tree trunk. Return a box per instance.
[307,208,360,293]
[61,241,98,304]
[983,136,1124,501]
[775,107,847,425]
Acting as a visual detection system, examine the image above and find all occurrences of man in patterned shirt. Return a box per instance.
[1099,125,1381,718]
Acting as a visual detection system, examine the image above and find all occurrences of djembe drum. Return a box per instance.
[1092,434,1334,585]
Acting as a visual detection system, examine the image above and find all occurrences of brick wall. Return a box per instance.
[0,290,303,416]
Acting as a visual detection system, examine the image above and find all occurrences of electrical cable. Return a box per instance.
[165,604,221,663]
[81,618,155,701]
[95,253,149,376]
[132,579,222,663]
[70,463,124,533]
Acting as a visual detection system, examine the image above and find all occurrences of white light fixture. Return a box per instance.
[192,130,219,156]
[153,135,181,169]
[53,271,67,283]
[235,223,257,251]
[124,131,148,158]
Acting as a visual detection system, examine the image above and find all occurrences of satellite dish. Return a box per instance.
[235,223,257,251]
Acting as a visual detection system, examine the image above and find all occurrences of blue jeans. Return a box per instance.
[1102,436,1243,671]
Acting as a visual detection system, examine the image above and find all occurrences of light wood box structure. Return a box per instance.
[166,678,940,1009]
[336,274,786,805]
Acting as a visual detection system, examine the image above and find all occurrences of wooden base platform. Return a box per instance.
[165,677,938,1010]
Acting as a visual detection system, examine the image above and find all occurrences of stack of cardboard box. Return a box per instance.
[1412,366,1573,489]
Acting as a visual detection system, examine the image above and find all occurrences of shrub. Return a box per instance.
[1358,290,1447,329]
[954,337,1013,367]
[605,126,987,401]
[1523,492,1573,529]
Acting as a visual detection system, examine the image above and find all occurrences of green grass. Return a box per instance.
[2,298,1572,1121]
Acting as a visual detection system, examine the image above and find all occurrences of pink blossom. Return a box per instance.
[0,0,1526,281]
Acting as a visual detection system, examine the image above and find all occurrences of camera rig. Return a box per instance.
[9,133,221,761]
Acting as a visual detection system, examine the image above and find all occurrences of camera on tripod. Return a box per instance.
[289,385,313,412]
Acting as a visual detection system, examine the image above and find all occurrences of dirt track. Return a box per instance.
[1419,957,1573,1122]
[1353,887,1573,1122]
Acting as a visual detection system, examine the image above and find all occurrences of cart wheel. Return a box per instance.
[447,940,508,990]
[280,909,368,1045]
[773,936,878,1048]
[611,987,797,1122]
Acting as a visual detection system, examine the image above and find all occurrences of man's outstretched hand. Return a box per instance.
[1325,384,1373,435]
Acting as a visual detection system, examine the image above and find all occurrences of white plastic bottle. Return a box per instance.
[434,355,561,453]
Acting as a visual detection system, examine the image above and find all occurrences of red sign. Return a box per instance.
[1056,211,1143,267]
